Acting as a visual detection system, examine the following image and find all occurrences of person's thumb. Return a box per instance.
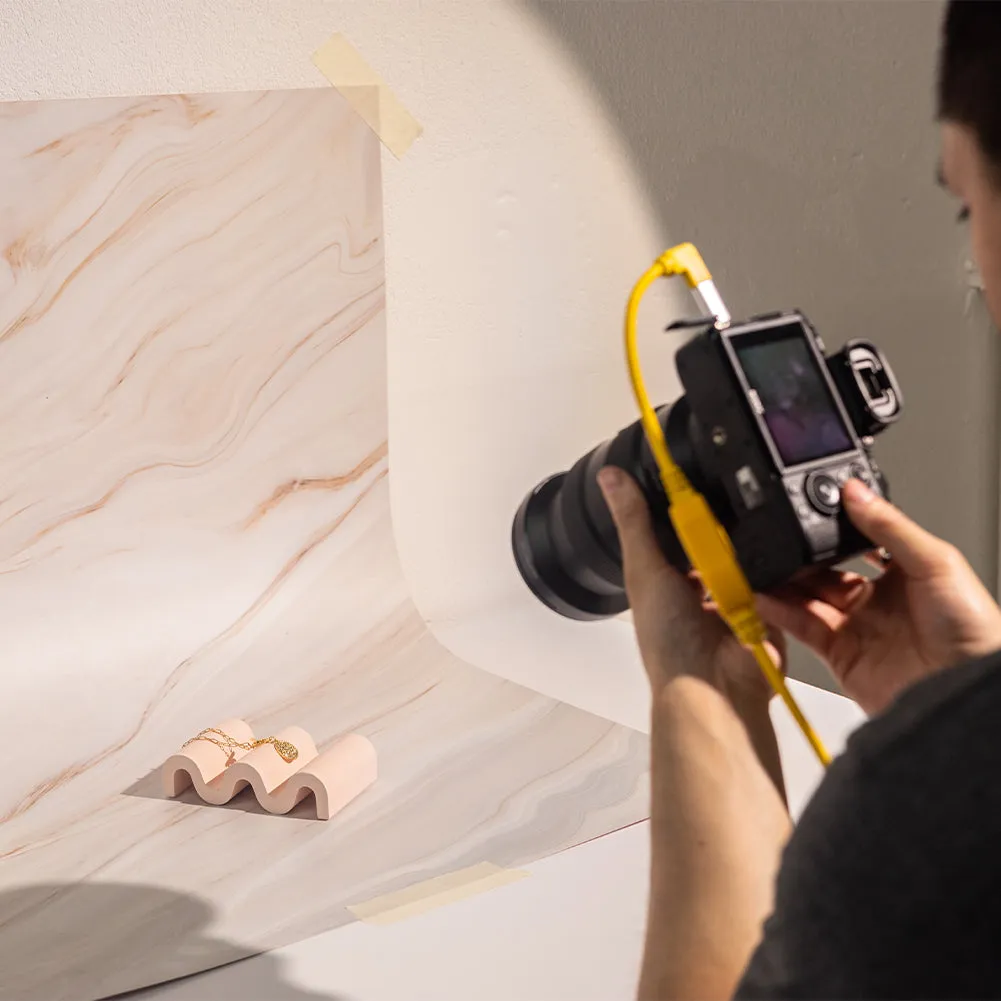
[842,478,949,579]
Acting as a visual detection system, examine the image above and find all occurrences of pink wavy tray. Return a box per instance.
[162,718,377,819]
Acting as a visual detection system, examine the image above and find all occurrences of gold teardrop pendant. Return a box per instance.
[273,739,298,763]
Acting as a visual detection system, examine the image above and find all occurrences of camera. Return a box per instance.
[512,310,903,620]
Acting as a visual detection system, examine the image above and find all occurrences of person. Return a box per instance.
[596,3,1001,997]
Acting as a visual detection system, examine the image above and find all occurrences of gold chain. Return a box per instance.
[183,727,299,763]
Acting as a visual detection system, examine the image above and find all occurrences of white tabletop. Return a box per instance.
[135,683,864,1000]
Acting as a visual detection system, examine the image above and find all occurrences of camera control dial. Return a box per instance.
[805,472,842,516]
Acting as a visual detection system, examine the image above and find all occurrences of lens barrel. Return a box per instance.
[512,403,694,620]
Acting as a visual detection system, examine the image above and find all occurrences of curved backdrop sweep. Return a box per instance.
[0,88,650,1000]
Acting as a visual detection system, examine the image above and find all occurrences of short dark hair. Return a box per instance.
[938,0,1001,180]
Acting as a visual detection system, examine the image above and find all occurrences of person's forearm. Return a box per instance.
[638,678,792,1001]
[729,686,788,806]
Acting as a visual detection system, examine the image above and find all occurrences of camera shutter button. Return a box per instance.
[805,472,841,516]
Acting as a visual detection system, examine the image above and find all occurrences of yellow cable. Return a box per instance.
[624,250,832,769]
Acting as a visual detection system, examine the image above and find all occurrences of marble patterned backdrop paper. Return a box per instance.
[0,90,649,1001]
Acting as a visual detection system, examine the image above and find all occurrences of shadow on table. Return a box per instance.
[122,767,322,821]
[0,882,345,1001]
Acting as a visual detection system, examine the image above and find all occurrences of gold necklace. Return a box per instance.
[183,727,299,763]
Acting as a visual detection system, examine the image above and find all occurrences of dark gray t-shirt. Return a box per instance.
[735,652,1001,999]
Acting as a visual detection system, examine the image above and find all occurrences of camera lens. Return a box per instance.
[511,403,694,620]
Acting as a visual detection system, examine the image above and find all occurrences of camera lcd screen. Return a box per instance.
[734,327,853,467]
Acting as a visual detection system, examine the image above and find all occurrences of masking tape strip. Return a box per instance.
[312,33,423,159]
[348,862,530,926]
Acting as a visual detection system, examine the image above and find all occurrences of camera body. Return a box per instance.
[512,310,902,621]
[668,310,900,589]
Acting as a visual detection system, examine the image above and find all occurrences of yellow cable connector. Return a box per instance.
[656,242,712,287]
[624,246,832,769]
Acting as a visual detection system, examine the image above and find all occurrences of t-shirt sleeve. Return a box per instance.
[735,652,1001,999]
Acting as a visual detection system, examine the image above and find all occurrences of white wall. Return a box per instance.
[385,0,1001,718]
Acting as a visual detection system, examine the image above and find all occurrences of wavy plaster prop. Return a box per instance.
[163,719,377,819]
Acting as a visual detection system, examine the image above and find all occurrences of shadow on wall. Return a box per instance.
[516,0,949,317]
[0,883,341,1001]
[514,0,1001,688]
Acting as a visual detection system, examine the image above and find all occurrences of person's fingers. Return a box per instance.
[755,591,844,660]
[598,467,668,578]
[598,466,698,617]
[764,624,786,668]
[686,569,714,607]
[842,480,949,580]
[862,549,892,572]
[793,568,874,614]
[599,467,711,678]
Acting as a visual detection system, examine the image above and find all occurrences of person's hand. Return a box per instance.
[597,466,785,713]
[757,478,1001,715]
